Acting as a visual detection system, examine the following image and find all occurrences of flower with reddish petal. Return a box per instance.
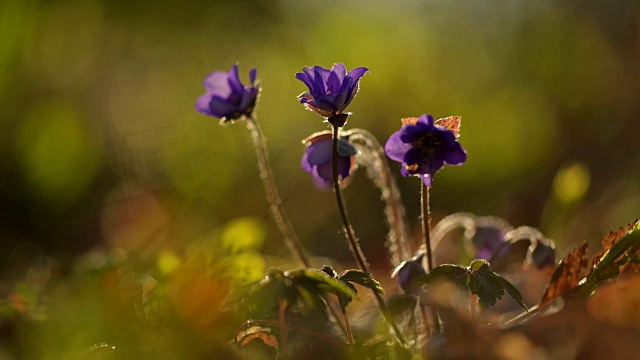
[384,114,467,187]
[295,63,368,123]
[195,64,258,122]
[301,132,357,190]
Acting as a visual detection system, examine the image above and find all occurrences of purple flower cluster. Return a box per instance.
[385,114,467,187]
[195,64,259,122]
[296,63,368,125]
[301,132,357,190]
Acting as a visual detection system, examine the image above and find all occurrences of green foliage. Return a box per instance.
[338,269,384,295]
[410,261,527,311]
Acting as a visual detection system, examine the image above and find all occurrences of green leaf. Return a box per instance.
[495,274,528,311]
[469,264,505,309]
[408,264,468,293]
[338,269,384,294]
[469,259,490,271]
[286,269,357,299]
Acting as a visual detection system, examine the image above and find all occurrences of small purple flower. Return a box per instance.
[301,132,357,190]
[528,239,556,269]
[391,253,426,293]
[195,64,259,122]
[295,63,368,122]
[472,227,508,260]
[384,114,467,187]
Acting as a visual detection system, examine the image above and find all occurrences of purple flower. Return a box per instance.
[384,114,467,187]
[301,132,357,190]
[391,253,426,293]
[295,63,368,121]
[195,64,259,122]
[472,226,508,260]
[528,239,556,269]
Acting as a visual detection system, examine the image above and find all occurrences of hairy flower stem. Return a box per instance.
[421,185,434,272]
[421,184,441,333]
[349,129,411,265]
[245,116,310,268]
[331,125,407,347]
[245,116,349,341]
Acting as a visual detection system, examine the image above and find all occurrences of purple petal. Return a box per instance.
[239,88,258,113]
[420,155,444,177]
[337,156,352,180]
[420,174,433,187]
[209,97,238,118]
[301,152,313,173]
[311,169,332,190]
[228,64,243,93]
[399,125,424,143]
[417,114,435,126]
[385,131,413,162]
[308,99,337,113]
[347,67,369,81]
[296,73,314,92]
[334,78,351,110]
[403,148,423,166]
[203,72,232,97]
[305,138,333,166]
[195,93,214,116]
[249,68,257,85]
[400,165,411,177]
[441,143,467,165]
[326,71,341,95]
[316,161,334,182]
[332,63,347,82]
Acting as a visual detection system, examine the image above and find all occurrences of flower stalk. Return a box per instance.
[421,184,434,272]
[331,124,407,347]
[421,184,441,334]
[349,129,411,266]
[245,116,311,268]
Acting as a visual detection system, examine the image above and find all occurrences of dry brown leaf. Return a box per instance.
[434,116,461,139]
[539,242,588,307]
[585,220,638,278]
[239,330,279,349]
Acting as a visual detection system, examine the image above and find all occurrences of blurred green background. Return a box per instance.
[1,0,640,357]
[2,0,640,267]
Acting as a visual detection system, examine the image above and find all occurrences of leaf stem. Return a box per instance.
[331,124,407,347]
[470,293,477,320]
[340,304,354,345]
[245,116,310,268]
[279,299,287,352]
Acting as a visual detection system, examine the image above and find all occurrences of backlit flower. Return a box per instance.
[295,63,368,124]
[384,114,467,187]
[301,132,357,190]
[195,64,258,122]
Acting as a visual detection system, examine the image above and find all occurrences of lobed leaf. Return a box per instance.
[469,264,505,309]
[409,264,468,293]
[338,269,384,294]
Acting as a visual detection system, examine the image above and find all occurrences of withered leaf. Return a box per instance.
[434,115,461,139]
[539,242,588,307]
[238,327,279,349]
[586,220,638,278]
